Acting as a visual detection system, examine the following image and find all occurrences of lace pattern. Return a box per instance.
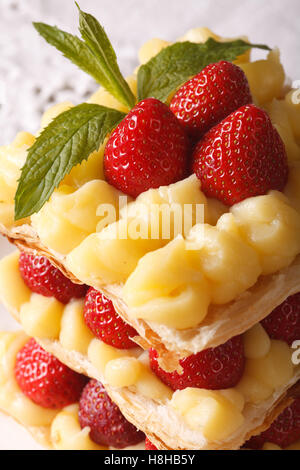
[0,0,136,144]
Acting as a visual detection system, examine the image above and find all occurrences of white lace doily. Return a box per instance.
[0,0,299,144]
[0,0,96,144]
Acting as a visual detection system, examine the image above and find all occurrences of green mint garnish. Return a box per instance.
[33,6,135,110]
[14,104,125,220]
[137,38,271,102]
[15,4,272,222]
[76,4,136,109]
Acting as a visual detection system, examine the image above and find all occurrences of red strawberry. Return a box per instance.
[104,98,189,198]
[261,293,300,346]
[192,104,288,206]
[78,379,144,448]
[84,288,138,349]
[245,398,300,449]
[15,338,87,409]
[170,61,252,138]
[19,252,88,304]
[145,437,158,450]
[149,335,245,391]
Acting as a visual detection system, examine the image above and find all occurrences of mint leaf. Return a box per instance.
[137,38,271,102]
[15,104,125,220]
[33,14,135,110]
[33,23,109,90]
[76,4,136,109]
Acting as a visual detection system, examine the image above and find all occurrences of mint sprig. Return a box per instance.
[77,4,136,109]
[33,23,104,89]
[33,8,135,110]
[137,38,271,102]
[14,104,125,220]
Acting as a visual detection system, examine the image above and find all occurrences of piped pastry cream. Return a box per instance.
[121,189,300,329]
[170,388,245,441]
[0,251,299,450]
[0,132,34,227]
[50,404,105,450]
[31,179,124,255]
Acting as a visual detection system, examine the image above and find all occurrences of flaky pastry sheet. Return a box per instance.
[2,221,300,371]
[20,335,300,450]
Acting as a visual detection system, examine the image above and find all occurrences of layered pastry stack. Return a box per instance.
[0,6,299,450]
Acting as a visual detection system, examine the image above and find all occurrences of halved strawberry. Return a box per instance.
[192,104,288,206]
[83,288,138,349]
[145,437,158,450]
[78,379,144,448]
[104,98,189,198]
[245,398,300,449]
[170,60,252,138]
[261,293,300,346]
[149,335,245,391]
[15,338,87,409]
[19,252,88,304]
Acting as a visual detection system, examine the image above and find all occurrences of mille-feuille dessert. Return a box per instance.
[0,12,299,369]
[0,4,299,449]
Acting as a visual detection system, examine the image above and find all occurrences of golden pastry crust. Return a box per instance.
[2,221,300,370]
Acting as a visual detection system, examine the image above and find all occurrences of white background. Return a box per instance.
[0,0,299,450]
